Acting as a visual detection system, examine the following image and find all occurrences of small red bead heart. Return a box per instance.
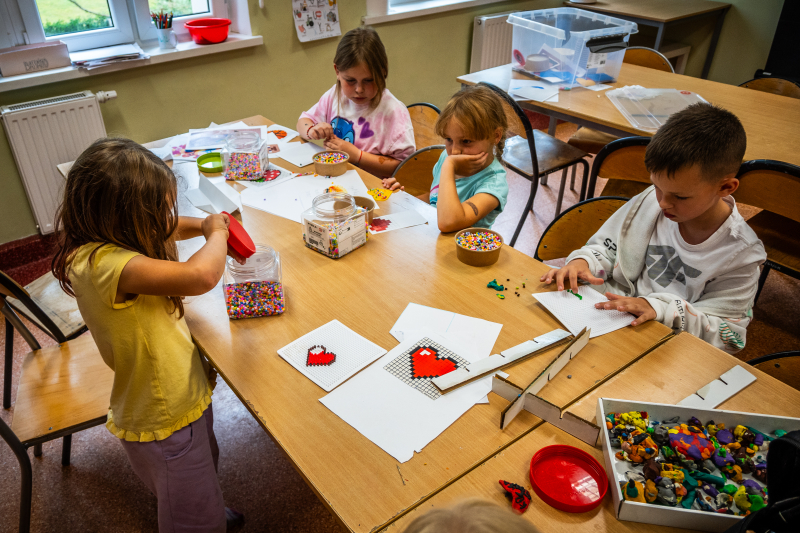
[410,347,457,378]
[307,345,336,366]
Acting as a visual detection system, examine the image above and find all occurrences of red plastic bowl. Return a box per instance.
[184,18,231,44]
[529,445,608,513]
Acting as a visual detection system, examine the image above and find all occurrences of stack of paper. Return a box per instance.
[70,44,149,70]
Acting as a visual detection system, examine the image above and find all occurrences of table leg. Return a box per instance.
[702,7,730,79]
[653,22,665,51]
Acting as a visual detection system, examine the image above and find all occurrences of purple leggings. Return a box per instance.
[120,404,225,533]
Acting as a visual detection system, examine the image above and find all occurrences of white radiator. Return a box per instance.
[470,12,515,73]
[1,90,115,234]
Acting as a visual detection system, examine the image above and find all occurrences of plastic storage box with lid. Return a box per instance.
[222,130,269,181]
[223,245,285,319]
[508,8,638,86]
[302,193,368,259]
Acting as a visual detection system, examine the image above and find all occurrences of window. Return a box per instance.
[4,0,228,52]
[364,0,502,25]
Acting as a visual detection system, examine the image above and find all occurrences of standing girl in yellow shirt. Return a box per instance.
[52,138,244,532]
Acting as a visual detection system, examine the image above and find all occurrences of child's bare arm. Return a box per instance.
[540,259,604,291]
[417,192,430,202]
[323,135,401,178]
[297,118,333,141]
[435,154,497,233]
[118,214,231,298]
[174,217,203,241]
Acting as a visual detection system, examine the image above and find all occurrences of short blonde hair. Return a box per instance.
[434,86,508,161]
[401,498,542,533]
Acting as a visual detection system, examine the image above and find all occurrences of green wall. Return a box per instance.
[0,0,783,244]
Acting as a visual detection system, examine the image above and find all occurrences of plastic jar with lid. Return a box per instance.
[223,245,285,319]
[222,130,269,181]
[302,192,368,259]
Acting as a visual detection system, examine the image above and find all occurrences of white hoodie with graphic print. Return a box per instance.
[565,186,766,353]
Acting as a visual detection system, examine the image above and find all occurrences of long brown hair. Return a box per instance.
[434,85,508,161]
[334,27,388,109]
[52,137,184,317]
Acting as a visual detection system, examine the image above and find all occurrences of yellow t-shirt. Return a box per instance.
[69,243,213,442]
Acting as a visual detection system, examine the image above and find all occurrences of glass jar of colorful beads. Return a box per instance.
[222,130,269,181]
[223,245,285,319]
[301,193,368,259]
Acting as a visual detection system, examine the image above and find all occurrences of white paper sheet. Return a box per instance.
[266,124,299,144]
[531,285,632,338]
[320,332,492,462]
[277,142,325,168]
[368,210,427,234]
[514,85,560,103]
[240,170,370,224]
[390,303,502,359]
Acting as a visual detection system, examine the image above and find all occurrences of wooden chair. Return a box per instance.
[534,197,629,262]
[407,103,442,150]
[568,47,674,155]
[0,416,31,533]
[748,351,800,391]
[479,82,589,247]
[585,136,651,199]
[390,145,445,197]
[1,269,86,409]
[739,77,800,99]
[734,159,800,302]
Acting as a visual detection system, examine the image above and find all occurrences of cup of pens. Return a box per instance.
[152,11,177,49]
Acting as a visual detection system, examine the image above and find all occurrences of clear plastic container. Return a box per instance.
[222,130,269,181]
[606,87,708,132]
[508,8,637,86]
[302,193,368,259]
[223,245,285,319]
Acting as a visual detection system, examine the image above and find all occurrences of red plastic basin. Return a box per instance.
[184,18,231,45]
[529,445,608,513]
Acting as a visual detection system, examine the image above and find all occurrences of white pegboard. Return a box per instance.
[532,285,633,338]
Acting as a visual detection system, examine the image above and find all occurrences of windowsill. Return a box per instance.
[363,0,505,25]
[0,33,263,93]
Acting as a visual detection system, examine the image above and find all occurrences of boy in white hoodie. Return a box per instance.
[541,103,765,353]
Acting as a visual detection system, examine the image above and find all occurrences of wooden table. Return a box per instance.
[564,0,731,79]
[387,331,800,532]
[458,63,800,168]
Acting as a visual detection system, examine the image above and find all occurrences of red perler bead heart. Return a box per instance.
[307,345,336,366]
[409,346,457,379]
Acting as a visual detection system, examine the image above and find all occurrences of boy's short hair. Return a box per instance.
[401,498,541,533]
[645,102,746,181]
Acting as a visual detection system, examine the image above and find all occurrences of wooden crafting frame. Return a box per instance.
[431,329,572,394]
[499,328,590,430]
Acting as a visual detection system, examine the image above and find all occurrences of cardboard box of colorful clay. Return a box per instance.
[596,398,800,532]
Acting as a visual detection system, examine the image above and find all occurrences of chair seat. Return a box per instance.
[752,356,800,391]
[12,333,112,444]
[7,272,85,338]
[600,179,651,199]
[503,131,588,179]
[568,127,620,155]
[746,210,800,274]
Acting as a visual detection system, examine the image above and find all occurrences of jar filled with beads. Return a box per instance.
[302,193,368,259]
[222,130,269,181]
[223,245,285,319]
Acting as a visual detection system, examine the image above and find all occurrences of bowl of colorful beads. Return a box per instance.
[455,228,503,267]
[313,151,349,177]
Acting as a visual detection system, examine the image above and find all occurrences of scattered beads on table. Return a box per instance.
[457,231,502,251]
[224,281,285,319]
[314,152,348,164]
[225,152,268,181]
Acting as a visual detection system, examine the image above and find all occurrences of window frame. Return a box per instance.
[131,0,229,42]
[364,0,504,25]
[16,0,136,52]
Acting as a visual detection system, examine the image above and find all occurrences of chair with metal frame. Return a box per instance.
[407,103,442,150]
[1,269,87,409]
[1,415,32,533]
[534,197,630,262]
[739,77,800,99]
[747,351,800,391]
[479,82,590,247]
[568,47,674,156]
[390,145,445,198]
[733,159,800,302]
[585,136,652,199]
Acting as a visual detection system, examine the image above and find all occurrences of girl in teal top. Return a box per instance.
[384,85,509,231]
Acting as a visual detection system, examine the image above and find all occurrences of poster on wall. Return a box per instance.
[292,0,342,43]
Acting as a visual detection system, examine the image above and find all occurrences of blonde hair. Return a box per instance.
[435,86,508,161]
[334,27,388,109]
[401,499,542,533]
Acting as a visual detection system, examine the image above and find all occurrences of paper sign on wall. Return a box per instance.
[293,0,341,43]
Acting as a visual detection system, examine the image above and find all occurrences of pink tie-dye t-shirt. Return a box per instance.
[300,85,416,162]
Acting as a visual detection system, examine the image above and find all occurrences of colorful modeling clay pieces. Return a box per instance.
[499,480,532,513]
[668,425,715,462]
[774,429,787,438]
[753,463,767,483]
[643,458,661,481]
[733,486,750,514]
[712,447,735,469]
[716,428,736,445]
[743,479,763,496]
[497,294,505,300]
[749,494,766,512]
[566,289,582,300]
[644,479,658,503]
[457,231,502,251]
[487,279,505,291]
[313,152,348,164]
[622,480,646,503]
[656,478,677,506]
[689,469,726,487]
[224,281,285,319]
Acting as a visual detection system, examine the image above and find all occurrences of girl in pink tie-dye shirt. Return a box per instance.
[297,27,415,178]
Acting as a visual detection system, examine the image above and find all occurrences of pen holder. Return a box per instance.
[156,28,178,49]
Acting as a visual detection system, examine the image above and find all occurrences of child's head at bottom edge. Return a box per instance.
[400,498,541,533]
[645,102,746,224]
[435,85,508,170]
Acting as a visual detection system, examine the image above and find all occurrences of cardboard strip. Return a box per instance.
[432,329,571,394]
[676,365,756,408]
